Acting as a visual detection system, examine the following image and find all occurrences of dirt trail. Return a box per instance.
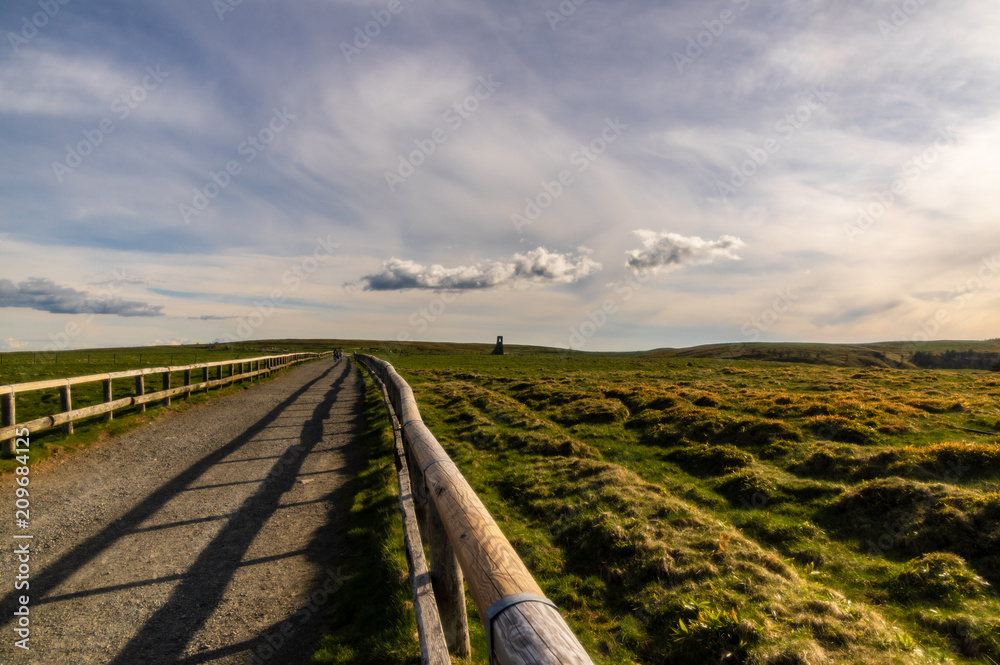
[0,356,361,664]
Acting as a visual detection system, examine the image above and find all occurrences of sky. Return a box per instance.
[1,0,998,353]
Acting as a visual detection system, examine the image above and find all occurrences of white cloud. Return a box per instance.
[356,247,601,290]
[145,338,194,347]
[1,337,30,351]
[625,231,745,274]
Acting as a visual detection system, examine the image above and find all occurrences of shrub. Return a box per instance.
[919,612,1000,659]
[725,418,802,446]
[553,397,629,425]
[716,468,778,505]
[807,415,879,445]
[827,478,1000,582]
[891,553,992,604]
[692,393,720,408]
[601,384,680,412]
[503,430,600,459]
[662,606,761,662]
[668,444,754,476]
[907,398,966,414]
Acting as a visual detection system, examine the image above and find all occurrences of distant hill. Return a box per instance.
[217,338,1000,369]
[15,337,999,371]
[646,340,1000,369]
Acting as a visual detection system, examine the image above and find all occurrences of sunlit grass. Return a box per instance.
[381,350,1000,664]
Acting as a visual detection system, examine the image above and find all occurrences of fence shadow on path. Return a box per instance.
[0,358,360,664]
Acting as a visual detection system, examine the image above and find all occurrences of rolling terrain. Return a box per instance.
[5,338,1000,663]
[376,347,1000,664]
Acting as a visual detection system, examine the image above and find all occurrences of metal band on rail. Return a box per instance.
[485,593,558,664]
[421,457,449,475]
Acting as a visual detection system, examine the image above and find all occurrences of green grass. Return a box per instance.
[6,337,1000,662]
[309,369,420,664]
[369,347,1000,664]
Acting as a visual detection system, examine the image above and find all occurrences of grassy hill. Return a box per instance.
[647,340,1000,369]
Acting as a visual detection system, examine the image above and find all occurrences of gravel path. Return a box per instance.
[0,356,362,664]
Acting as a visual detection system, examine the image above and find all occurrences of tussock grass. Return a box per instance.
[667,443,754,475]
[795,441,1000,482]
[827,477,1000,584]
[498,457,920,664]
[890,553,992,604]
[376,349,1000,664]
[917,611,1000,659]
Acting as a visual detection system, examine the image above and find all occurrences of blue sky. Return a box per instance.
[1,0,998,352]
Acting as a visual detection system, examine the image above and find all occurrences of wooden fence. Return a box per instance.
[1,352,331,455]
[356,354,592,665]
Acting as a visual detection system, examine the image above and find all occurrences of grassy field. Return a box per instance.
[361,346,1000,664]
[4,338,998,662]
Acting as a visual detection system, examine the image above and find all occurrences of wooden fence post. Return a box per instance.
[59,383,73,435]
[103,379,113,422]
[184,369,191,398]
[162,372,171,406]
[135,375,145,413]
[204,366,211,391]
[357,355,593,665]
[426,497,472,657]
[408,448,429,543]
[2,392,14,457]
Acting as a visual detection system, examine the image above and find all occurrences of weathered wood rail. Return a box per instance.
[0,352,331,455]
[356,354,593,665]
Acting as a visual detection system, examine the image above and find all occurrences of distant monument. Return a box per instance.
[491,335,504,355]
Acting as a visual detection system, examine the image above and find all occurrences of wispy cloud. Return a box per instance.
[0,278,163,317]
[1,1,999,350]
[625,231,745,275]
[355,247,601,291]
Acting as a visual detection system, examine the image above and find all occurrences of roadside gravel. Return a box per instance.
[0,356,361,664]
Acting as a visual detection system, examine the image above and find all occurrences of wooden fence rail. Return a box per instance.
[1,352,332,455]
[356,354,592,665]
